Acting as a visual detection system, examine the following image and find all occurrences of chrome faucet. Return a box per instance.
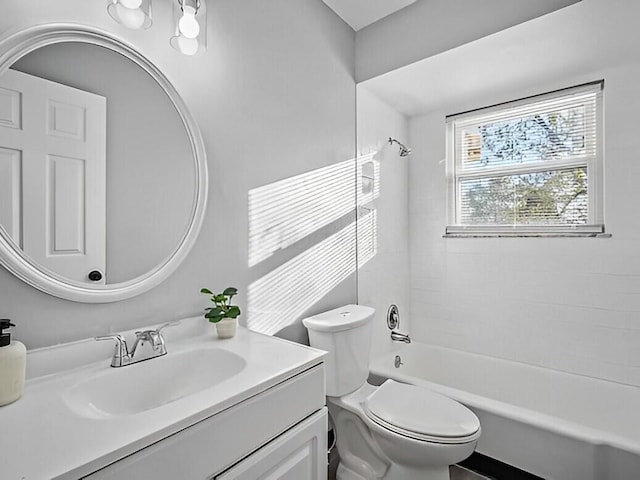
[390,330,411,344]
[387,304,411,343]
[95,321,180,367]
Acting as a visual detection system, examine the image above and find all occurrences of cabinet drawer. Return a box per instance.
[84,364,325,480]
[215,408,327,480]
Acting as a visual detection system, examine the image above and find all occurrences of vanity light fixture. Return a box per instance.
[106,0,207,56]
[107,0,153,30]
[170,0,207,56]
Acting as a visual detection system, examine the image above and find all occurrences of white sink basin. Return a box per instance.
[64,347,246,418]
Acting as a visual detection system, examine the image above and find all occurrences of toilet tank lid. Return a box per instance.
[302,305,375,332]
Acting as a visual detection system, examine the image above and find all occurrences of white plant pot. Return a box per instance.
[215,318,237,339]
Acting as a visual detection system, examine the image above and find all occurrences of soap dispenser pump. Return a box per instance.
[0,319,26,406]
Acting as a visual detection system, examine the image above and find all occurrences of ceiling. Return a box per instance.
[360,0,627,118]
[321,0,417,31]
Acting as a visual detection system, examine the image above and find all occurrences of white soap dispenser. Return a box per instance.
[0,319,26,406]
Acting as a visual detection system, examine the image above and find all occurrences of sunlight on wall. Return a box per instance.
[246,154,380,335]
[248,153,378,267]
[247,209,377,335]
[356,150,379,268]
[357,208,377,269]
[248,158,354,267]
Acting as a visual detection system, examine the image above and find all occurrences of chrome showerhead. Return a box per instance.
[388,137,411,157]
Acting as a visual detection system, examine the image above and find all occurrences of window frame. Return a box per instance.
[445,81,604,237]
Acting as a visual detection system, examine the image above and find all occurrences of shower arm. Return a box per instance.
[388,137,411,157]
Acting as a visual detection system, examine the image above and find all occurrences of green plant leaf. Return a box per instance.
[201,287,240,322]
[205,312,223,321]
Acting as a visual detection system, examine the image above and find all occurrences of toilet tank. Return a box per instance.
[302,305,375,396]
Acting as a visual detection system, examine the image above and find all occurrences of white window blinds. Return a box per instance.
[446,81,604,236]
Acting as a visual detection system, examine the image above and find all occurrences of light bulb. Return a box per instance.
[114,3,146,29]
[178,6,200,39]
[120,0,142,9]
[176,35,199,56]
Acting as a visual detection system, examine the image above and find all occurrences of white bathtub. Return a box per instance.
[369,342,640,480]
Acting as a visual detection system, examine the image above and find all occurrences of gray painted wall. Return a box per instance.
[1,0,356,349]
[355,0,581,82]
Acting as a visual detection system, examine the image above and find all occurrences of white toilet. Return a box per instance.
[303,305,480,480]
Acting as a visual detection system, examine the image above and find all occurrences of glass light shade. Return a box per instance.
[107,0,152,30]
[178,8,200,39]
[120,0,142,8]
[171,0,206,55]
[170,35,199,56]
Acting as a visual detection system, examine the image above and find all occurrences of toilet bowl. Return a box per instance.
[303,305,481,480]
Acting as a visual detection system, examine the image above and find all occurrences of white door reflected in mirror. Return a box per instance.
[0,69,107,284]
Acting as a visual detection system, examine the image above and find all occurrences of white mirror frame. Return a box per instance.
[0,24,208,303]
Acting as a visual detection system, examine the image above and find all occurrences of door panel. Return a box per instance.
[0,85,21,129]
[49,154,86,254]
[0,147,22,245]
[47,99,86,141]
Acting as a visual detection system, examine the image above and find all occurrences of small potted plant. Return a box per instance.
[201,287,241,339]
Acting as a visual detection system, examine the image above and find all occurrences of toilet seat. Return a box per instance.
[364,380,481,444]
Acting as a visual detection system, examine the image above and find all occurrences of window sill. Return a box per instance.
[444,224,608,238]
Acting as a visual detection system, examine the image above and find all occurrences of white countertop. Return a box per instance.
[0,317,325,480]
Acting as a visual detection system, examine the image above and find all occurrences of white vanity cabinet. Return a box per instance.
[83,365,327,480]
[2,321,328,480]
[215,409,327,480]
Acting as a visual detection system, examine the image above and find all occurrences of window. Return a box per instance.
[445,82,604,236]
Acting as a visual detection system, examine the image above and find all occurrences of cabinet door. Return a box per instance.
[215,408,327,480]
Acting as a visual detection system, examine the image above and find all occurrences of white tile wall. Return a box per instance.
[357,86,411,357]
[407,0,640,387]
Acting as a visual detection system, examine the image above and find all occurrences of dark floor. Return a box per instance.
[450,465,494,480]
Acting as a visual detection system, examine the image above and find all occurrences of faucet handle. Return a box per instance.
[146,321,180,353]
[133,321,180,337]
[95,333,126,350]
[95,334,130,367]
[155,320,180,334]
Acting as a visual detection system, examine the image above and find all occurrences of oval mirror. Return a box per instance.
[0,24,207,302]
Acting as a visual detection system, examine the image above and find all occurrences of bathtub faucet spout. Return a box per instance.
[390,330,411,343]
